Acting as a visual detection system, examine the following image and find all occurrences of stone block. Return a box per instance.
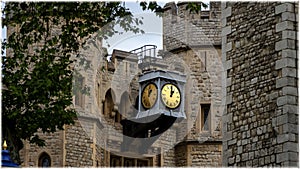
[248,151,254,160]
[222,26,232,36]
[242,153,249,161]
[277,114,289,126]
[226,42,232,52]
[275,58,296,69]
[275,39,295,51]
[276,77,296,88]
[226,95,232,104]
[251,77,258,84]
[282,105,298,114]
[222,36,227,45]
[226,59,232,70]
[289,152,299,161]
[277,152,289,163]
[275,21,294,32]
[265,156,271,164]
[221,18,227,27]
[281,12,296,21]
[282,68,297,77]
[285,161,299,167]
[271,155,276,163]
[242,140,248,146]
[223,131,232,141]
[283,142,299,153]
[228,139,237,145]
[277,95,297,106]
[282,86,298,95]
[227,113,233,123]
[269,91,279,100]
[275,3,294,14]
[222,7,232,19]
[282,49,297,58]
[237,146,243,154]
[282,30,296,40]
[226,77,232,87]
[282,124,298,134]
[257,127,263,135]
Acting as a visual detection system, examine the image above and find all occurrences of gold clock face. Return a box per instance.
[141,83,158,109]
[161,83,181,109]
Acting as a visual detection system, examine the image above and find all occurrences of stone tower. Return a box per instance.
[162,1,223,166]
[221,2,298,167]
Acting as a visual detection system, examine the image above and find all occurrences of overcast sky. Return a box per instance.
[103,2,166,54]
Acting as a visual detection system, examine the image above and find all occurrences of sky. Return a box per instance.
[102,2,166,54]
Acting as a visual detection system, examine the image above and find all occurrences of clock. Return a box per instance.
[141,83,158,109]
[161,83,181,109]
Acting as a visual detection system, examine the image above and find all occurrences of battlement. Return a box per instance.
[163,1,221,51]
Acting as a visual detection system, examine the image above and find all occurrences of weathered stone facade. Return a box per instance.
[17,1,298,167]
[222,2,298,167]
[163,2,224,167]
[19,2,224,167]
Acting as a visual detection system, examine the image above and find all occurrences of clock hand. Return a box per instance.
[148,89,152,97]
[170,86,175,97]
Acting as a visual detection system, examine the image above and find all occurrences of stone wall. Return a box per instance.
[64,120,94,167]
[175,144,187,166]
[162,1,224,167]
[160,128,177,167]
[174,142,222,167]
[189,143,222,167]
[163,2,223,142]
[163,2,222,52]
[19,131,64,167]
[222,2,298,167]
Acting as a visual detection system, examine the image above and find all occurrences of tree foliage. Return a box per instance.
[1,1,206,163]
[2,2,145,163]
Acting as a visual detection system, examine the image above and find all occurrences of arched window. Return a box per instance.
[38,152,51,167]
[103,89,114,117]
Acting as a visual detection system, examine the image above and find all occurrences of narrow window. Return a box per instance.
[201,104,211,131]
[75,77,85,107]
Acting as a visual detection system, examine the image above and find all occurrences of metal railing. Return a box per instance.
[130,45,158,64]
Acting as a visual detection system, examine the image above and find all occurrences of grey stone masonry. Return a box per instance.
[273,2,298,167]
[163,2,222,52]
[222,2,298,167]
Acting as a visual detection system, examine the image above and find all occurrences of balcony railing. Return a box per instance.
[130,45,158,64]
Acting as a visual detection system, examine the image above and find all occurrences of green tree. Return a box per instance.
[1,1,206,163]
